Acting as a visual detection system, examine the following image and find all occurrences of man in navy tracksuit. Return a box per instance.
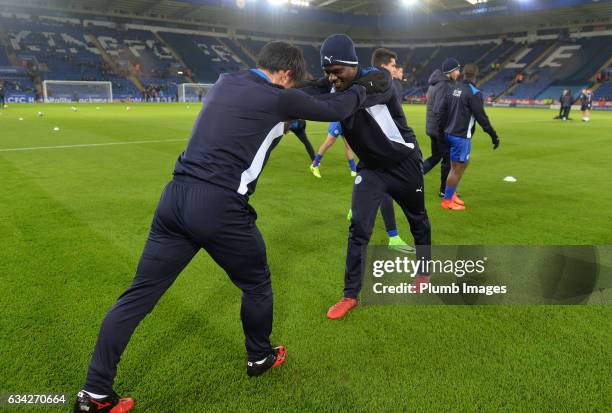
[302,35,431,320]
[560,89,574,120]
[74,41,388,413]
[435,63,500,211]
[423,59,461,197]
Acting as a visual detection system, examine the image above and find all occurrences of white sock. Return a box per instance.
[83,390,107,399]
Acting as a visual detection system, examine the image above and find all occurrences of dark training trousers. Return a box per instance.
[423,134,450,194]
[344,155,431,298]
[84,177,273,394]
[291,127,316,161]
[379,194,397,234]
[561,106,571,119]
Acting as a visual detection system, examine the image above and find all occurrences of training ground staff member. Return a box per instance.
[560,89,574,120]
[423,59,461,197]
[73,41,388,413]
[301,34,432,320]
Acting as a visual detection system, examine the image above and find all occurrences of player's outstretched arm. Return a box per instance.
[279,85,366,122]
[294,77,332,96]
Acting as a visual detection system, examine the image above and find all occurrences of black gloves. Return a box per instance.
[491,134,500,149]
[354,71,389,94]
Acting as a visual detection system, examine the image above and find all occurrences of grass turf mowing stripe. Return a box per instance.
[0,138,187,152]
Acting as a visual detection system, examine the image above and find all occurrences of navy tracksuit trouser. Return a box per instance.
[423,134,451,194]
[344,155,431,299]
[379,194,397,234]
[562,106,571,119]
[290,127,316,161]
[84,176,273,394]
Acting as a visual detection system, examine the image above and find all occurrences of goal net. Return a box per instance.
[42,80,113,103]
[178,83,214,103]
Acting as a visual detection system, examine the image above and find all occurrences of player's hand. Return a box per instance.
[491,136,500,150]
[354,72,389,94]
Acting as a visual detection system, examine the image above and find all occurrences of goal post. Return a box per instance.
[42,80,113,103]
[178,83,214,103]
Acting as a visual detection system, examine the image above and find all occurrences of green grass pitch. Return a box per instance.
[0,103,610,412]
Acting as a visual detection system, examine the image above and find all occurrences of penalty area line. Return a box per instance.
[0,138,188,152]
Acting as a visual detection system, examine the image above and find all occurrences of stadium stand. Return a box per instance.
[0,46,9,66]
[0,11,610,105]
[593,80,612,101]
[158,32,248,83]
[478,40,556,99]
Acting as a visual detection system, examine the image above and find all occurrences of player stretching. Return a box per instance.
[435,63,500,211]
[579,88,593,122]
[312,119,409,250]
[299,35,431,320]
[73,41,387,413]
[312,48,410,251]
[309,121,358,178]
[310,48,405,180]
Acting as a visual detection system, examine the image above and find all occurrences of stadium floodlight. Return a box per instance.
[268,0,310,7]
[42,80,113,103]
[178,83,215,103]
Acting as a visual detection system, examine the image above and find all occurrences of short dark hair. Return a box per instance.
[371,48,398,67]
[256,41,306,82]
[463,63,479,81]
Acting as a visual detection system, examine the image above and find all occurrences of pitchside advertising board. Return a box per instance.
[363,246,611,305]
[492,99,612,111]
[5,94,36,103]
[4,94,181,103]
[44,97,110,103]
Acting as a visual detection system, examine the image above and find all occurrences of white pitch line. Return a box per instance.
[0,138,188,152]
